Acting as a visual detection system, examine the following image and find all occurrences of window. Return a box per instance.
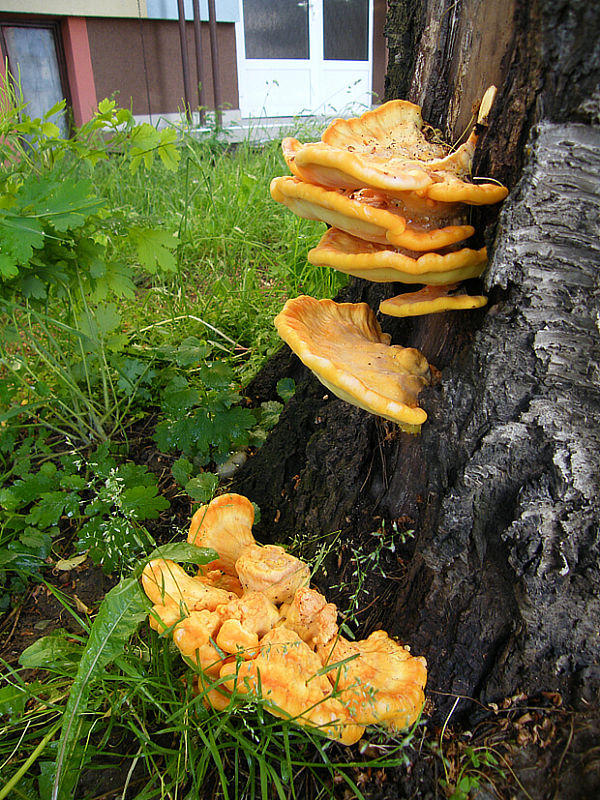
[1,21,70,136]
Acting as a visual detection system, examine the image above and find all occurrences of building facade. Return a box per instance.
[0,1,387,128]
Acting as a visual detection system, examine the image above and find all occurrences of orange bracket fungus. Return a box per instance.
[274,295,436,432]
[141,493,428,744]
[379,284,488,318]
[270,175,475,251]
[280,99,508,204]
[269,92,509,430]
[309,228,488,285]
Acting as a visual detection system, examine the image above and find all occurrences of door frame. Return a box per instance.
[235,0,373,118]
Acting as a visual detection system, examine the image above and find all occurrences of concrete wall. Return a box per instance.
[0,2,145,18]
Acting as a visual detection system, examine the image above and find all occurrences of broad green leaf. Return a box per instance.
[120,484,170,520]
[116,463,157,488]
[277,377,296,402]
[0,251,19,279]
[1,214,44,264]
[0,547,19,567]
[129,123,161,172]
[160,380,199,415]
[40,121,60,138]
[209,406,255,454]
[157,127,181,170]
[128,227,177,273]
[144,542,217,567]
[0,684,26,720]
[114,357,155,397]
[19,273,47,298]
[185,472,218,503]
[19,177,104,231]
[93,303,122,336]
[25,490,76,528]
[197,360,234,390]
[89,261,136,301]
[51,577,149,800]
[171,457,194,486]
[259,400,283,431]
[19,629,83,672]
[174,336,211,367]
[97,98,116,114]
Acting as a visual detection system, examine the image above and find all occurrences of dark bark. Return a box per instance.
[231,0,600,740]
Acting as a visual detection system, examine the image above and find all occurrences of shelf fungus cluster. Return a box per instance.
[142,493,427,744]
[270,95,507,428]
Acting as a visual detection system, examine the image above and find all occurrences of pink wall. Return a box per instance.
[61,17,97,126]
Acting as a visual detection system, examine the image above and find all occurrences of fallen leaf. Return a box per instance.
[54,554,88,572]
[73,595,92,614]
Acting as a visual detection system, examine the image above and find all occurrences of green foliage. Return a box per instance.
[0,438,170,602]
[44,576,150,800]
[0,75,181,446]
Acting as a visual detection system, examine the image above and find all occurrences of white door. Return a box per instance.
[236,0,373,118]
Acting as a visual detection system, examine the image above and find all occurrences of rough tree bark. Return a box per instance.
[230,0,600,748]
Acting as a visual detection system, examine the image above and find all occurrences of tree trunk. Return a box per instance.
[230,0,600,734]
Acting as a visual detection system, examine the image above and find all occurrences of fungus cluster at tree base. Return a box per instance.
[141,493,427,745]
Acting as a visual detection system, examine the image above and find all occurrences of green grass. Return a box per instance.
[0,114,361,800]
[97,131,346,382]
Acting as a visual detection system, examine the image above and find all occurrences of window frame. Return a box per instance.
[0,15,72,132]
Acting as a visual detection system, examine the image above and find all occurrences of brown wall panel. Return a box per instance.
[86,17,238,115]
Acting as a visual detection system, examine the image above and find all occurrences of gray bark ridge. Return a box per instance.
[401,121,600,707]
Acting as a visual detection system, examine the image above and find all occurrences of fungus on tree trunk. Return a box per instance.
[270,96,507,429]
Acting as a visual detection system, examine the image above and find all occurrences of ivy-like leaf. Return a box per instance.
[209,406,255,454]
[0,214,44,266]
[185,472,219,503]
[120,484,169,520]
[128,227,177,273]
[171,456,194,486]
[277,377,296,402]
[25,490,80,528]
[259,400,284,431]
[174,336,212,367]
[156,127,181,171]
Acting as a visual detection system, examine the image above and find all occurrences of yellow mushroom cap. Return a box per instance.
[379,284,488,317]
[282,135,433,194]
[281,586,339,648]
[274,295,434,432]
[141,559,236,612]
[317,630,427,731]
[308,228,487,285]
[171,609,225,677]
[220,627,365,745]
[270,176,474,251]
[281,101,508,205]
[188,493,256,574]
[235,544,311,605]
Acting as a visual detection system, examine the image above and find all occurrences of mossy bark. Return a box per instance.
[230,0,600,766]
